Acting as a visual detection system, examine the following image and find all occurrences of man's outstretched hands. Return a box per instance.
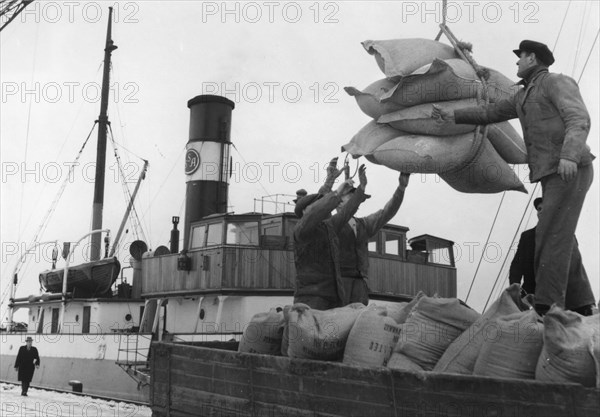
[326,157,345,180]
[358,164,367,189]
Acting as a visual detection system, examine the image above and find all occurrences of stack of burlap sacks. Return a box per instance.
[341,38,529,193]
[238,284,600,388]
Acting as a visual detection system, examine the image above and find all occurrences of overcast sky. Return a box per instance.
[1,0,598,315]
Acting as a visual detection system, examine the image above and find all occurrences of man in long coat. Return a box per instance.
[14,336,40,396]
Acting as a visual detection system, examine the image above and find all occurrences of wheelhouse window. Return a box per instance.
[226,221,259,245]
[368,236,378,253]
[206,223,224,246]
[190,224,207,249]
[383,232,405,258]
[428,247,453,266]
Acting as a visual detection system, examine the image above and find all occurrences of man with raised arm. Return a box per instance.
[336,172,410,306]
[433,40,596,316]
[293,165,368,310]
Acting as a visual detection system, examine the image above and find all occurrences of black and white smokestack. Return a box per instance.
[183,95,235,249]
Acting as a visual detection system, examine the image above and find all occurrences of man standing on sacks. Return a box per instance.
[432,40,596,316]
[293,163,368,310]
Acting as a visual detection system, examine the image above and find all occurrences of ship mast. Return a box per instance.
[90,7,117,261]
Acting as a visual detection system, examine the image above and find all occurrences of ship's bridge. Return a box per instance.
[140,212,456,301]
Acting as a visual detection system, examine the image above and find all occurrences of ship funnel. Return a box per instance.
[183,95,235,249]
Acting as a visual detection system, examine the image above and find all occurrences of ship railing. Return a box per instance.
[116,333,152,387]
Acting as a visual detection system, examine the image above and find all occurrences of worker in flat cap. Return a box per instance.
[433,39,596,316]
[336,172,410,306]
[292,161,369,310]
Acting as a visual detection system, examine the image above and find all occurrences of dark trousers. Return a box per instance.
[21,380,30,394]
[339,277,370,306]
[535,163,596,309]
[293,295,338,310]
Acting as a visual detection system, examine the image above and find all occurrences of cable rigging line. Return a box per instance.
[464,191,507,304]
[552,0,572,52]
[577,28,599,84]
[572,2,589,77]
[0,123,97,310]
[107,124,149,245]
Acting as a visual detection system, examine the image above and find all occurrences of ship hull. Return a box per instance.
[0,333,150,403]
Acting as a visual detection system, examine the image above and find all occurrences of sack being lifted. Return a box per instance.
[345,38,527,194]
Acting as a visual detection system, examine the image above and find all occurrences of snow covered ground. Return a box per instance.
[0,383,152,416]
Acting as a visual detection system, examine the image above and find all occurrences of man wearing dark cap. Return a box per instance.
[433,39,596,316]
[14,336,40,396]
[293,165,368,310]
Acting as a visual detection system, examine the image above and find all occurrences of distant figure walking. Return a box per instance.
[14,336,40,396]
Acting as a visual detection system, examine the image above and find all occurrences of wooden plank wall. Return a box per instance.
[141,247,456,298]
[368,257,457,298]
[221,247,296,290]
[151,343,600,417]
[141,249,223,295]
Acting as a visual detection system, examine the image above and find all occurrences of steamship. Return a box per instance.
[0,8,458,404]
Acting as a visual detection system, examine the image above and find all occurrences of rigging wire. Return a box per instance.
[0,122,97,312]
[552,0,572,52]
[17,20,39,248]
[577,28,600,84]
[571,2,589,76]
[107,124,149,245]
[138,144,188,248]
[464,191,507,303]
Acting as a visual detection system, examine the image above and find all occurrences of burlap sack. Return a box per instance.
[343,307,402,367]
[393,297,481,371]
[434,284,527,374]
[362,39,458,79]
[344,79,405,119]
[439,135,526,194]
[380,59,517,107]
[238,308,285,355]
[473,309,544,380]
[285,303,365,360]
[387,351,424,372]
[368,132,478,174]
[341,120,407,159]
[535,307,599,387]
[378,99,478,136]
